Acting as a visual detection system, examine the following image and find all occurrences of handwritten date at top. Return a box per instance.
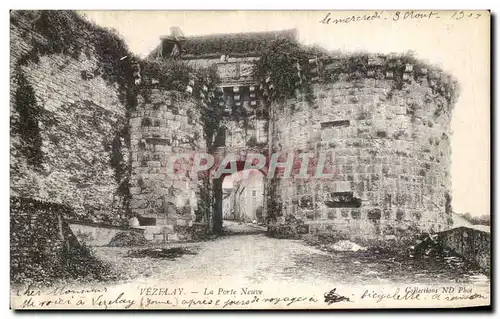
[392,11,440,21]
[392,11,482,21]
[320,11,483,25]
[451,11,483,20]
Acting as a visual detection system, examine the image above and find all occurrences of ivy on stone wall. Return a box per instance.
[254,38,313,102]
[326,51,459,109]
[254,38,459,115]
[194,175,213,224]
[12,10,136,220]
[137,59,194,103]
[13,72,44,168]
[445,192,453,216]
[110,123,131,214]
[13,11,85,64]
[266,177,283,223]
[14,10,137,111]
[138,59,218,102]
[198,67,223,150]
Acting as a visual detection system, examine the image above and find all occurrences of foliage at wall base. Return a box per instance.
[194,175,213,224]
[10,197,118,284]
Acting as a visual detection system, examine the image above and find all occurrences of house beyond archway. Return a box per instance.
[222,170,266,224]
[210,149,269,234]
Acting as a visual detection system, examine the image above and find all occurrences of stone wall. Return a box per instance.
[438,227,490,272]
[68,221,144,247]
[10,197,108,283]
[11,11,457,244]
[129,89,207,242]
[10,12,131,224]
[220,84,268,150]
[268,76,454,241]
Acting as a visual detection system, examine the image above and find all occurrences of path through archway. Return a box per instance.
[212,160,267,234]
[220,170,266,235]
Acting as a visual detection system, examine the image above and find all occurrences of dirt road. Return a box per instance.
[11,220,490,309]
[94,220,488,288]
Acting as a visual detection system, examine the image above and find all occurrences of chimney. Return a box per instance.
[170,26,185,40]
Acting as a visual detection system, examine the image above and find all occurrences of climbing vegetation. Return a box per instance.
[13,72,43,168]
[254,38,313,101]
[13,10,137,110]
[255,38,459,114]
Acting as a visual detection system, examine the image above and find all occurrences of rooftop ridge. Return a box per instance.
[160,28,297,40]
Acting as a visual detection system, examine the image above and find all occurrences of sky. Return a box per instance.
[81,10,490,216]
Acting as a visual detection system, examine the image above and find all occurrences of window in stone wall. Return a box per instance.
[138,217,156,226]
[256,120,267,143]
[324,192,362,208]
[396,210,405,221]
[320,120,350,129]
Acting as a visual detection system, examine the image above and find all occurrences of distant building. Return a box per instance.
[232,171,265,223]
[222,188,234,220]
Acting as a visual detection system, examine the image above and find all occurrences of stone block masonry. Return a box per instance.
[68,221,145,247]
[10,12,131,225]
[129,89,207,242]
[438,227,490,272]
[268,77,454,241]
[10,13,458,246]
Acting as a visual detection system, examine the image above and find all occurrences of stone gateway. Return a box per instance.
[131,28,457,242]
[10,11,458,246]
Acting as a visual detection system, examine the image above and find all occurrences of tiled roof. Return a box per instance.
[149,29,298,59]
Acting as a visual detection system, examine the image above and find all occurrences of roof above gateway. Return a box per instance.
[149,28,298,59]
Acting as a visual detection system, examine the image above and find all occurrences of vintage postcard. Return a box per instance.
[9,10,490,309]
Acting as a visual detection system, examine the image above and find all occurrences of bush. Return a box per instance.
[10,197,119,284]
[108,231,149,247]
[458,212,490,226]
[140,59,193,92]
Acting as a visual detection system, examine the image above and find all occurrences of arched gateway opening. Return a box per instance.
[210,154,268,234]
[220,170,266,234]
